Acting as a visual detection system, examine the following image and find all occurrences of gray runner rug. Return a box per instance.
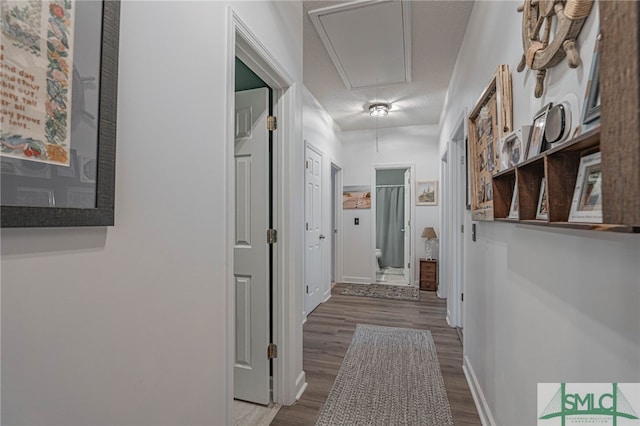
[340,283,420,301]
[316,324,454,426]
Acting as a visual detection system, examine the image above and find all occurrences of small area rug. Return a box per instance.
[316,324,454,426]
[340,283,420,301]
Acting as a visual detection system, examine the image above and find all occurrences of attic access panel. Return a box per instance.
[309,0,412,90]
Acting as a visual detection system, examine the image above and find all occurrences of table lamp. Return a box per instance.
[421,227,437,260]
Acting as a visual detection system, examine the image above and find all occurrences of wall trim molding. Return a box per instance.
[342,276,371,284]
[295,371,308,401]
[463,355,496,426]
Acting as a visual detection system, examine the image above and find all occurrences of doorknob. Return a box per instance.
[319,234,326,239]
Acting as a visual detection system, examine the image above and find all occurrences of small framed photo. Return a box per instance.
[508,181,519,219]
[343,186,371,209]
[526,103,552,160]
[536,178,548,220]
[569,152,603,223]
[416,181,438,206]
[499,126,531,170]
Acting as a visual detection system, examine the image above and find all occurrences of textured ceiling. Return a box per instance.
[303,0,475,132]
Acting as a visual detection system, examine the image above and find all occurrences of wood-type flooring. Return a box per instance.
[270,283,481,425]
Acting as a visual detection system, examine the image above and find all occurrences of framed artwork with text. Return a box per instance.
[1,0,120,227]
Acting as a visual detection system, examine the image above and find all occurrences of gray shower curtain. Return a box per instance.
[376,186,404,268]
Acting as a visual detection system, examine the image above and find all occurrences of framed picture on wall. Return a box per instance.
[343,186,371,209]
[416,181,438,206]
[467,64,513,220]
[1,1,121,227]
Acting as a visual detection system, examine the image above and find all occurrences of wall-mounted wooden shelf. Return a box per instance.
[492,127,640,233]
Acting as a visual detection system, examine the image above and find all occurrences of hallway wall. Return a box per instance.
[341,125,440,285]
[303,87,343,313]
[438,2,640,425]
[1,2,304,425]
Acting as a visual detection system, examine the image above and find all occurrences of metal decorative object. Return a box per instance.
[517,0,594,98]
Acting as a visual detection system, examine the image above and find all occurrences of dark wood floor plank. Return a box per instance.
[270,284,481,425]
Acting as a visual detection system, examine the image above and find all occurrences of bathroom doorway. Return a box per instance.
[372,165,414,286]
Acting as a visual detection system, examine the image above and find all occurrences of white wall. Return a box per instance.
[1,2,304,425]
[342,125,440,285]
[439,2,640,425]
[303,87,343,311]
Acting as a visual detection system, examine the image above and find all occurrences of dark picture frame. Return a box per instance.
[526,103,552,160]
[1,1,120,228]
[582,32,601,125]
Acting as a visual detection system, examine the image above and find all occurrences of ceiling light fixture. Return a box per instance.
[369,103,390,117]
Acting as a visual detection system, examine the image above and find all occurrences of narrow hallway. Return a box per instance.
[271,285,481,425]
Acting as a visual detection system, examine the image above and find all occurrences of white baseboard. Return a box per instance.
[294,371,307,401]
[342,276,371,284]
[323,288,331,302]
[463,355,496,426]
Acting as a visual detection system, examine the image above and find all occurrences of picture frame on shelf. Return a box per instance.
[416,181,438,206]
[526,103,552,160]
[467,64,513,221]
[569,152,603,223]
[499,125,531,170]
[1,1,121,228]
[508,181,519,219]
[582,33,601,126]
[536,178,548,220]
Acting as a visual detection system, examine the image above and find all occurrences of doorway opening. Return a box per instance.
[443,109,467,336]
[371,164,415,286]
[330,162,343,288]
[227,11,302,419]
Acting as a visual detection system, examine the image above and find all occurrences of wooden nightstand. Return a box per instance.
[419,259,438,291]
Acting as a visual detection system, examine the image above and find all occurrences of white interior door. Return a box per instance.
[305,144,323,315]
[234,88,270,405]
[403,169,411,285]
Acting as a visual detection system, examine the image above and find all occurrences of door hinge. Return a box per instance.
[461,225,464,233]
[305,222,309,231]
[305,160,309,169]
[267,343,278,359]
[408,262,410,269]
[461,293,464,302]
[267,229,277,244]
[267,116,277,131]
[306,285,309,294]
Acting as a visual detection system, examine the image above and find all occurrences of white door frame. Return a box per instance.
[445,109,467,328]
[370,163,416,286]
[225,9,302,421]
[439,149,449,300]
[330,160,344,290]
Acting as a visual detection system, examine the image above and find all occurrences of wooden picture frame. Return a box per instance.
[569,152,603,223]
[467,65,513,220]
[526,103,552,160]
[416,181,438,206]
[1,1,120,227]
